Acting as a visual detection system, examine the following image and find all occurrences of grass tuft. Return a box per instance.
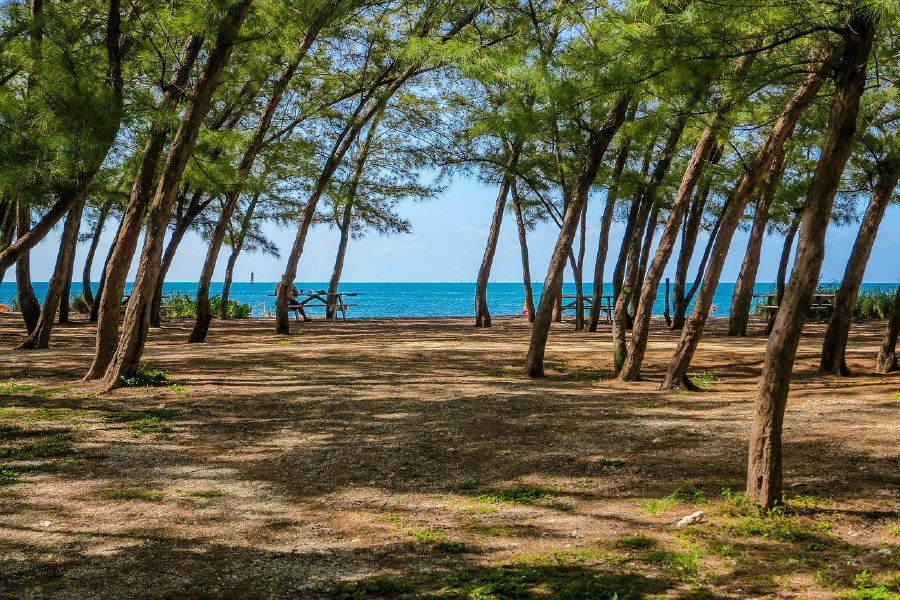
[101,489,164,501]
[474,484,559,505]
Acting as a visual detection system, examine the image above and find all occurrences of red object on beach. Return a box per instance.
[522,301,528,316]
[0,305,9,313]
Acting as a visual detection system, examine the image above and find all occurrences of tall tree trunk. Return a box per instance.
[221,188,263,319]
[728,150,786,337]
[0,201,15,288]
[82,202,111,307]
[572,201,589,331]
[58,252,74,323]
[631,203,660,318]
[820,165,900,374]
[511,181,535,323]
[90,216,123,322]
[85,34,203,379]
[875,285,900,373]
[99,2,252,390]
[766,218,801,334]
[589,138,631,331]
[671,144,722,330]
[17,194,86,349]
[747,16,876,508]
[612,139,655,304]
[526,93,631,377]
[620,94,737,380]
[191,22,324,343]
[15,203,41,334]
[475,144,521,327]
[661,56,832,390]
[326,202,354,320]
[613,118,688,374]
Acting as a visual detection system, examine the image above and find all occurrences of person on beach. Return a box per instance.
[276,281,312,322]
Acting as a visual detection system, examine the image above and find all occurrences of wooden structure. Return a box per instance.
[267,290,360,321]
[752,292,835,322]
[560,294,615,323]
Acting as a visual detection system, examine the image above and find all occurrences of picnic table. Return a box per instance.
[752,292,835,322]
[267,289,361,322]
[560,294,615,323]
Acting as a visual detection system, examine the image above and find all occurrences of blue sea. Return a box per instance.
[0,281,896,319]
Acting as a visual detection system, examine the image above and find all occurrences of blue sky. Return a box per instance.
[5,177,900,285]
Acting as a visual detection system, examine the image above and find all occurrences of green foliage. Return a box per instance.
[854,288,897,320]
[336,577,413,599]
[690,372,718,389]
[616,535,657,550]
[71,292,90,314]
[596,457,626,467]
[846,571,900,600]
[163,293,252,318]
[105,408,181,439]
[474,485,559,505]
[120,363,172,387]
[181,490,227,498]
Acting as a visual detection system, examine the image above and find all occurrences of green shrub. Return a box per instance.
[120,362,171,387]
[162,292,251,318]
[71,292,90,314]
[854,288,897,320]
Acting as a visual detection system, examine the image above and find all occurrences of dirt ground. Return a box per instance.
[0,313,898,599]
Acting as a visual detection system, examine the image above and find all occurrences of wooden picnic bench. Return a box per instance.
[560,294,615,323]
[267,290,361,322]
[752,292,835,322]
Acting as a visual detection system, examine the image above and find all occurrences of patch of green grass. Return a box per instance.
[890,393,900,400]
[889,524,900,537]
[846,570,900,600]
[273,339,293,345]
[596,457,626,467]
[336,577,413,599]
[690,372,718,389]
[0,379,71,398]
[407,528,446,544]
[616,535,657,550]
[640,549,701,581]
[464,523,538,538]
[0,378,33,394]
[101,489,164,501]
[435,541,474,554]
[642,497,673,516]
[105,408,181,438]
[181,489,227,498]
[457,478,480,491]
[374,513,402,526]
[474,484,559,505]
[168,383,185,393]
[120,363,173,387]
[0,468,21,485]
[0,436,74,460]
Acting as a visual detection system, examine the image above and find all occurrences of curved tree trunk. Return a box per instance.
[0,200,17,288]
[613,118,688,374]
[747,18,875,508]
[15,204,40,334]
[327,202,354,320]
[588,138,631,331]
[572,201,589,331]
[82,202,111,307]
[17,194,86,349]
[475,144,521,327]
[221,188,262,319]
[90,216,123,323]
[85,34,203,380]
[511,182,535,322]
[875,285,900,373]
[526,92,631,377]
[766,218,801,335]
[612,139,655,304]
[819,166,899,375]
[99,2,252,390]
[661,56,831,391]
[728,150,785,337]
[632,203,660,318]
[621,114,728,380]
[58,251,74,324]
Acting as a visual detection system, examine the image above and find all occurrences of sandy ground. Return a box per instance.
[0,313,898,599]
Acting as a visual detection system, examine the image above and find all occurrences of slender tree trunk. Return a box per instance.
[58,252,74,323]
[90,217,122,323]
[17,194,86,349]
[511,181,535,323]
[326,202,354,320]
[613,118,687,374]
[573,201,588,331]
[100,2,252,390]
[671,145,722,330]
[15,204,40,334]
[820,165,899,374]
[526,93,631,377]
[621,108,731,380]
[0,201,14,287]
[221,189,262,319]
[589,139,630,331]
[747,17,875,508]
[85,34,203,380]
[876,285,900,373]
[475,144,521,327]
[661,56,832,390]
[82,202,111,307]
[728,151,786,337]
[613,139,655,304]
[766,218,801,334]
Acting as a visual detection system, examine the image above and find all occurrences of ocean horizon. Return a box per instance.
[2,281,897,319]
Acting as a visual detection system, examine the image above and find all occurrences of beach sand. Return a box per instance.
[0,313,898,598]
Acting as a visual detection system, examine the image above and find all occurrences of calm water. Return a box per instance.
[0,281,895,318]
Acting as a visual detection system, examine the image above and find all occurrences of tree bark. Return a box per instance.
[661,56,832,390]
[85,34,203,380]
[728,150,786,337]
[17,193,86,349]
[221,187,263,319]
[766,218,800,335]
[671,144,722,330]
[58,250,74,323]
[89,216,123,323]
[526,93,631,377]
[511,181,535,322]
[820,165,900,374]
[875,285,900,373]
[572,201,589,331]
[15,204,41,334]
[99,2,252,390]
[190,20,324,343]
[475,144,521,327]
[612,139,655,304]
[82,202,111,307]
[747,16,875,508]
[613,118,688,374]
[588,138,631,331]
